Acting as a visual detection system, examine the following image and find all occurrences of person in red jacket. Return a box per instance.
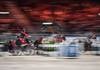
[16,36,28,50]
[20,29,30,38]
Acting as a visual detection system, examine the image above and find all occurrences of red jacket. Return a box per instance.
[18,38,27,44]
[21,32,29,37]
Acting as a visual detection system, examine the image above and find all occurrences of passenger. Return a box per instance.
[34,37,43,54]
[8,40,16,53]
[16,36,27,45]
[16,36,28,51]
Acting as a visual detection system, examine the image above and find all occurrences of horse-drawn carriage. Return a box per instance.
[5,38,36,56]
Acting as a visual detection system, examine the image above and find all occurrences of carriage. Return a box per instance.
[5,38,36,56]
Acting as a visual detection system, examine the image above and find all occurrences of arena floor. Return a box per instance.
[0,52,100,70]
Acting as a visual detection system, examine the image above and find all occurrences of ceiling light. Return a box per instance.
[0,12,10,14]
[42,22,53,25]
